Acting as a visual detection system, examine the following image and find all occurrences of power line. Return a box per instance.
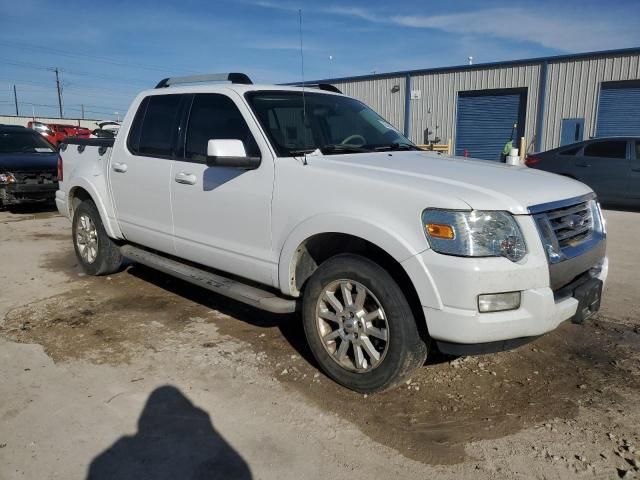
[0,78,138,101]
[0,57,153,87]
[0,39,201,74]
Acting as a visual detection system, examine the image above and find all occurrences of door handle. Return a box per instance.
[575,162,590,168]
[174,172,197,185]
[112,162,128,173]
[632,168,640,173]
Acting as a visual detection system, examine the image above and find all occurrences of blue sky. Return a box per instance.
[1,0,639,120]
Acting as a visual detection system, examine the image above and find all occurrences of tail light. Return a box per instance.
[525,155,541,166]
[57,154,63,182]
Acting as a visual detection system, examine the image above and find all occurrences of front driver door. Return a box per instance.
[170,92,276,286]
[110,94,183,254]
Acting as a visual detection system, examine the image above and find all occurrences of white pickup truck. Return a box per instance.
[56,73,607,393]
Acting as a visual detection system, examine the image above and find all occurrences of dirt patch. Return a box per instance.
[8,263,637,465]
[1,270,220,364]
[40,249,82,278]
[29,232,70,242]
[215,311,640,464]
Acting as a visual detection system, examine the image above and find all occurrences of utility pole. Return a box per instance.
[13,85,19,116]
[52,67,63,118]
[81,104,85,120]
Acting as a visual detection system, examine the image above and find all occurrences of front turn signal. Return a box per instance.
[426,223,455,240]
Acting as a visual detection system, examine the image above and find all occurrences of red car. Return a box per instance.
[28,121,91,146]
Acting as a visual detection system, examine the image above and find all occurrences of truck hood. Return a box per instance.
[314,151,592,214]
[0,152,59,174]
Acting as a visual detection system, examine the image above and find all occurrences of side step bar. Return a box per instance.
[120,245,298,314]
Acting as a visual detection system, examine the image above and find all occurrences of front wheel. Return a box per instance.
[302,254,428,393]
[72,200,122,276]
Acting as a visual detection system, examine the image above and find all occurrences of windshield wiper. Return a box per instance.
[289,148,316,156]
[320,144,369,154]
[373,143,421,152]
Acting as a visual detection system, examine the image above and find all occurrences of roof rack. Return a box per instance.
[155,73,253,89]
[289,83,342,94]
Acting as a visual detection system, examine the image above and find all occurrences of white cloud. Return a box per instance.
[243,40,318,51]
[322,5,640,53]
[321,6,382,23]
[391,8,639,52]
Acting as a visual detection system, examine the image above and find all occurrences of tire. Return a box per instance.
[72,200,122,276]
[302,254,428,393]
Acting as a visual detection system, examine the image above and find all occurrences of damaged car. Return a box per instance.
[0,125,60,209]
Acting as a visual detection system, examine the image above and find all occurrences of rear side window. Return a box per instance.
[127,97,149,153]
[135,95,183,157]
[583,140,627,159]
[184,93,259,162]
[559,145,582,156]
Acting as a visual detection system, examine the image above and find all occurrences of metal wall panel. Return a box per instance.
[331,76,406,133]
[408,63,541,148]
[542,54,640,150]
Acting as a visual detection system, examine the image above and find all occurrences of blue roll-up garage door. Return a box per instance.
[455,89,526,161]
[596,80,640,137]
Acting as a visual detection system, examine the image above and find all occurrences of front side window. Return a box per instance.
[185,94,259,162]
[583,140,627,159]
[0,131,55,153]
[245,91,415,156]
[136,95,183,157]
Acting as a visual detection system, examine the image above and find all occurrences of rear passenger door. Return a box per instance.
[574,139,629,203]
[110,94,183,254]
[170,92,276,286]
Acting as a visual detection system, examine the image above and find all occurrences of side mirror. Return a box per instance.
[206,139,261,170]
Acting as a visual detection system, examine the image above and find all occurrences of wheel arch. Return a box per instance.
[278,217,431,338]
[67,180,123,239]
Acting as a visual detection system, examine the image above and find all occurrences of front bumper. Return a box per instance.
[402,242,608,349]
[0,182,58,205]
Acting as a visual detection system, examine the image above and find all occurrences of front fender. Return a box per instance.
[277,213,427,297]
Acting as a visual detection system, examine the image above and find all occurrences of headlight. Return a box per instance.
[422,209,527,262]
[0,173,16,185]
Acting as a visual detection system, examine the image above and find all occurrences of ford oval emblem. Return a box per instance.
[568,214,585,229]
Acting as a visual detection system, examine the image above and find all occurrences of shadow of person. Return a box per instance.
[87,386,252,480]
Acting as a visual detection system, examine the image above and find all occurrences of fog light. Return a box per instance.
[478,292,521,312]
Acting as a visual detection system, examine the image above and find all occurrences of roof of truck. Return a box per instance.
[138,83,343,97]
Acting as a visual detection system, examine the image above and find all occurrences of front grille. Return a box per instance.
[530,194,605,266]
[544,201,593,250]
[12,171,58,184]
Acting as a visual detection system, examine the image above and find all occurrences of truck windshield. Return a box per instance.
[245,91,416,157]
[0,131,55,154]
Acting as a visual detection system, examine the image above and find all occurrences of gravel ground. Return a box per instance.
[0,205,639,480]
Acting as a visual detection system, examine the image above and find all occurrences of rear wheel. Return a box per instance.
[302,254,428,393]
[72,200,122,276]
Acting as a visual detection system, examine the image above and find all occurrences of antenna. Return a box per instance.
[299,9,308,165]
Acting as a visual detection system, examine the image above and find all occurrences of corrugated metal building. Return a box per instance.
[305,47,640,160]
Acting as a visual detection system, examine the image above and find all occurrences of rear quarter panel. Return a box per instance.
[59,144,123,239]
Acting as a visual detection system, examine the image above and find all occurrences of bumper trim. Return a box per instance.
[436,335,540,356]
